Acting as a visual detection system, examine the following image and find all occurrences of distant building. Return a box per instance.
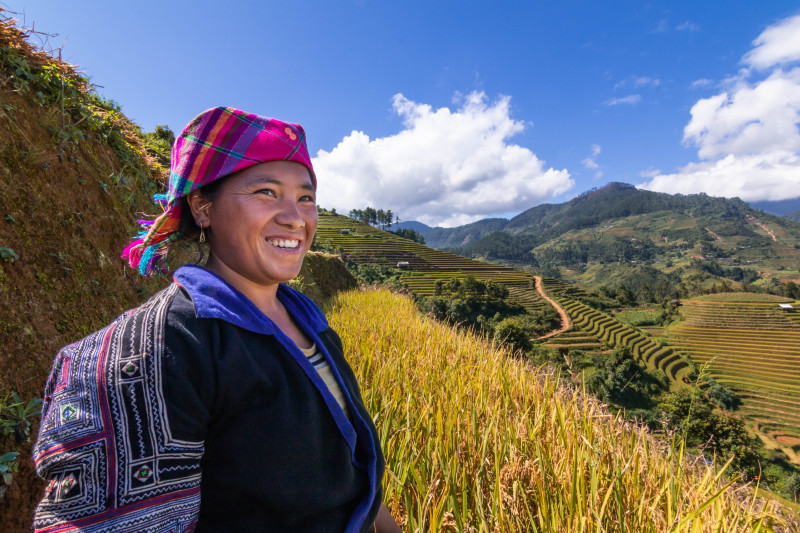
[397,261,410,269]
[779,304,794,312]
[340,228,351,234]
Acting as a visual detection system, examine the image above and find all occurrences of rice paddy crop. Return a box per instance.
[328,288,791,532]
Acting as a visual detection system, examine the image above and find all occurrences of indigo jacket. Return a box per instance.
[33,265,383,533]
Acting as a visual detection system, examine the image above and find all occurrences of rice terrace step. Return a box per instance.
[666,295,800,440]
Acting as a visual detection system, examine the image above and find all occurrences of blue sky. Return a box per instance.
[5,1,800,226]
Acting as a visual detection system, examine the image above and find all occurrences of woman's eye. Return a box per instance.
[300,195,316,203]
[257,189,277,197]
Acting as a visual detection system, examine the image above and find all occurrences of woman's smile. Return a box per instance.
[266,237,302,250]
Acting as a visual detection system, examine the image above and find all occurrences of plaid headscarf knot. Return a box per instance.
[122,107,315,276]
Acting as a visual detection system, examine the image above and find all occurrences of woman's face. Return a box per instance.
[201,160,317,288]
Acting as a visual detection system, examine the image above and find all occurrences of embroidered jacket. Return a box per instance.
[33,265,383,532]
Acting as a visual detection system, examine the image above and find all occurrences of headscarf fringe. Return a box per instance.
[121,200,184,276]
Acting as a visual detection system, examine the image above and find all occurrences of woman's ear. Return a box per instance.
[185,191,213,228]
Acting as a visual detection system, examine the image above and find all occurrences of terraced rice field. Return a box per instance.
[540,326,605,351]
[539,278,690,386]
[556,299,691,386]
[316,214,532,296]
[506,286,550,313]
[667,299,800,442]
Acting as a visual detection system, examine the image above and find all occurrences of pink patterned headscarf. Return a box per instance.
[122,107,315,276]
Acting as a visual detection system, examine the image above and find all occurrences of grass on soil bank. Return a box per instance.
[329,288,796,532]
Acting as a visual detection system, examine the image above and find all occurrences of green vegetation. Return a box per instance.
[613,307,663,327]
[348,206,396,229]
[329,288,795,531]
[391,227,425,244]
[0,391,42,500]
[0,451,18,486]
[142,124,175,168]
[0,247,18,262]
[417,276,560,342]
[1,391,42,443]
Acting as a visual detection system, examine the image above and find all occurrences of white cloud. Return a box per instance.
[605,94,641,106]
[314,92,573,227]
[683,68,800,159]
[742,14,800,70]
[582,144,601,169]
[639,167,661,178]
[677,21,700,32]
[639,14,800,202]
[615,76,660,90]
[690,78,713,89]
[651,19,669,34]
[638,152,800,201]
[634,76,661,87]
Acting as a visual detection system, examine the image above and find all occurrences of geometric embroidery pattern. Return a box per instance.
[33,284,204,532]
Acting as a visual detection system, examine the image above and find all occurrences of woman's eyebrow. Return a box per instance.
[245,176,315,191]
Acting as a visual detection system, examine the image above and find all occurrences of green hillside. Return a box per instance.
[422,182,800,297]
[316,214,532,296]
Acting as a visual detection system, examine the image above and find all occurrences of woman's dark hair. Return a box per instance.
[174,172,234,267]
[177,172,230,238]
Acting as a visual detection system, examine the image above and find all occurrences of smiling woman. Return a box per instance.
[30,107,400,533]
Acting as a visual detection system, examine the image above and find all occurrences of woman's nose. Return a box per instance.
[274,198,305,229]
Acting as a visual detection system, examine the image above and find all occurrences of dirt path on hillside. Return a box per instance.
[532,275,571,340]
[746,215,777,241]
[704,227,724,243]
[751,424,800,466]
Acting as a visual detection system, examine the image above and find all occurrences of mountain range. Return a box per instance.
[407,183,800,293]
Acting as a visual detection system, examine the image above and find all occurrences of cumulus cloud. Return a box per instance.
[605,94,641,106]
[314,92,573,227]
[638,152,800,200]
[742,14,800,70]
[639,15,800,202]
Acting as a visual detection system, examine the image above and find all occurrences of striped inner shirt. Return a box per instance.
[299,343,351,419]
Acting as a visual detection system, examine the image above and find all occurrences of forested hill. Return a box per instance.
[420,182,800,296]
[425,182,793,249]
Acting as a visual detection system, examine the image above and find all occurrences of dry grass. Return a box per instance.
[329,288,794,532]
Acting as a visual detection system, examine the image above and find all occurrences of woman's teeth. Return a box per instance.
[268,239,299,249]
